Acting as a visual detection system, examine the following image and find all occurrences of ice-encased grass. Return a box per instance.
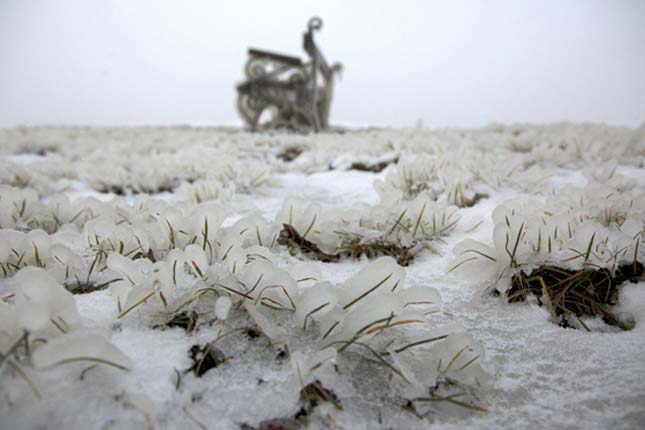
[1,124,644,429]
[449,177,645,329]
[1,213,492,424]
[1,268,131,402]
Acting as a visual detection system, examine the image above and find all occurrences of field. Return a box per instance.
[1,124,644,430]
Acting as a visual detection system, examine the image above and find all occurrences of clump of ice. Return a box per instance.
[1,268,131,404]
[450,180,645,296]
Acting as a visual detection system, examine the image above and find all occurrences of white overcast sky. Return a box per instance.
[1,0,644,127]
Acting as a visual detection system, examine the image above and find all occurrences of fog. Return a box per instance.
[1,0,644,127]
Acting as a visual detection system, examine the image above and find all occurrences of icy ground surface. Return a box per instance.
[1,125,644,430]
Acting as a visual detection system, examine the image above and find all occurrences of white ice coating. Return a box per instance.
[0,124,643,430]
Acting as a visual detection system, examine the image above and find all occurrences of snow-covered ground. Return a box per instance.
[1,125,644,430]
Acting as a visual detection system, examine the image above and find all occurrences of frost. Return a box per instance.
[295,281,338,329]
[223,214,278,248]
[12,267,80,334]
[107,252,144,285]
[184,244,210,277]
[290,347,337,386]
[427,332,491,389]
[214,296,232,320]
[244,303,286,344]
[0,300,19,350]
[47,243,83,283]
[32,332,132,371]
[287,261,322,289]
[337,256,405,309]
[396,286,441,309]
[190,202,226,244]
[237,260,299,310]
[275,198,322,241]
